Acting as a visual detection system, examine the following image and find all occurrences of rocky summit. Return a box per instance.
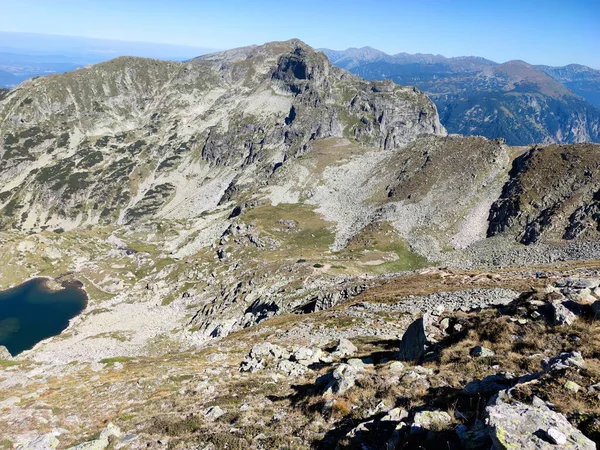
[1,39,600,449]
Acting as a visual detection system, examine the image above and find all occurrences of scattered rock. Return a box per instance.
[204,406,225,421]
[551,302,577,326]
[291,347,323,366]
[564,380,581,393]
[250,342,289,360]
[67,423,121,450]
[276,360,307,377]
[331,338,357,358]
[541,352,585,373]
[389,361,405,373]
[323,363,361,395]
[486,394,595,449]
[346,358,366,371]
[17,434,60,450]
[345,420,375,439]
[470,345,495,357]
[381,407,408,422]
[240,342,289,372]
[410,410,452,434]
[556,278,600,290]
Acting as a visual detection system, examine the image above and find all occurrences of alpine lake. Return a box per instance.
[0,278,87,357]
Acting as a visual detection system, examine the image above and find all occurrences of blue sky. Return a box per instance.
[1,0,599,67]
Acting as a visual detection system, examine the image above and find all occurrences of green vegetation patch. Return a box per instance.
[243,203,335,252]
[124,183,176,224]
[100,356,134,366]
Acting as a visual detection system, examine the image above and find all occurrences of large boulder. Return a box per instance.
[398,313,436,361]
[471,345,495,358]
[486,394,595,449]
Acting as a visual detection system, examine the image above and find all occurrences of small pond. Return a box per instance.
[0,278,87,356]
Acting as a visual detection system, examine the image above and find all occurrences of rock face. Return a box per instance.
[486,394,595,450]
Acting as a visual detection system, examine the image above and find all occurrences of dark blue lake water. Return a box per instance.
[0,278,87,356]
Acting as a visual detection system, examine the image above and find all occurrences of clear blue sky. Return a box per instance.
[1,0,599,68]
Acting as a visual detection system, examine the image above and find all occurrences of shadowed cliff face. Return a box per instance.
[0,39,444,232]
[488,143,600,244]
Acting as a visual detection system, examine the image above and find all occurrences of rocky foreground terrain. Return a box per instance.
[1,39,600,449]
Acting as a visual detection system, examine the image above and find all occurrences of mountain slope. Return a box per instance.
[537,63,600,109]
[323,48,600,146]
[0,40,444,232]
[488,142,600,245]
[435,60,600,145]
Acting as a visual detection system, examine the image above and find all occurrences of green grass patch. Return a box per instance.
[100,356,134,366]
[0,359,19,367]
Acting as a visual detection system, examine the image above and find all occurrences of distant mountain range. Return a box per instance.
[322,47,600,145]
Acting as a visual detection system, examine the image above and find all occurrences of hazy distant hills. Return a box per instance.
[322,47,600,145]
[537,64,600,109]
[0,31,215,88]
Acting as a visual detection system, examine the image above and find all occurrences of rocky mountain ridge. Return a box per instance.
[0,40,443,233]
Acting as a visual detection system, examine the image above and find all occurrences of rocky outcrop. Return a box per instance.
[486,394,595,449]
[0,345,12,359]
[398,313,437,361]
[488,143,600,245]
